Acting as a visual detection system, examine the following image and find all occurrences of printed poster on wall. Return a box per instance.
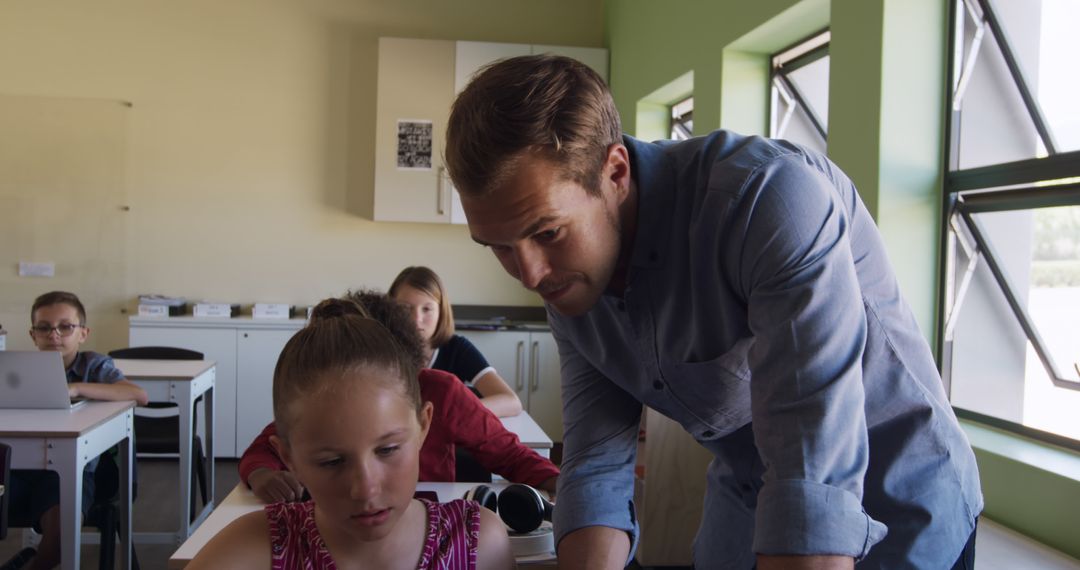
[396,119,433,170]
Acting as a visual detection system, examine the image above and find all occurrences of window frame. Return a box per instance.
[939,0,1080,450]
[670,96,694,141]
[769,28,830,144]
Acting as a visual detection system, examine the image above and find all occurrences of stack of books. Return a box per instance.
[137,295,187,317]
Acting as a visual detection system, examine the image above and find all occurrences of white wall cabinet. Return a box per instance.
[374,38,608,225]
[129,317,304,457]
[374,38,457,223]
[458,329,563,441]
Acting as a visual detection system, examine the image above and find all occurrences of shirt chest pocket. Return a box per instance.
[661,338,753,441]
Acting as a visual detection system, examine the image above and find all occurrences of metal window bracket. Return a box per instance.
[953,0,986,110]
[773,77,796,139]
[776,72,827,143]
[952,205,1080,390]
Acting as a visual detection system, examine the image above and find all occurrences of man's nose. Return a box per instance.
[514,246,550,291]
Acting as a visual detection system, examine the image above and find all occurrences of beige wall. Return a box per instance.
[0,0,605,352]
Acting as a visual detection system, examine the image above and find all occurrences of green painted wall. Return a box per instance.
[606,0,941,341]
[606,0,1080,559]
[964,421,1080,559]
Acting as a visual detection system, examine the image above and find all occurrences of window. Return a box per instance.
[942,0,1080,448]
[769,30,829,154]
[670,96,693,141]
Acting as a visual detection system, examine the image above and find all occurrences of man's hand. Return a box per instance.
[247,468,305,503]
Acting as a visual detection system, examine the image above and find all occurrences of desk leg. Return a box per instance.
[178,382,193,540]
[205,385,215,506]
[53,439,82,570]
[120,416,133,570]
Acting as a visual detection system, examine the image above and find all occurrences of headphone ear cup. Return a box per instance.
[496,484,552,534]
[463,484,498,513]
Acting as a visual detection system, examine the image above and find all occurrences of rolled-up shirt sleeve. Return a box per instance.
[732,156,888,557]
[550,318,643,559]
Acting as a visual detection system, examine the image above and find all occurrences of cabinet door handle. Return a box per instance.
[530,340,540,393]
[436,166,447,215]
[515,340,525,392]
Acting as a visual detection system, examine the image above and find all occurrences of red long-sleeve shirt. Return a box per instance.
[238,368,560,487]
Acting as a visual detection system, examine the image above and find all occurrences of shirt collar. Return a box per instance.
[65,351,88,380]
[623,134,675,270]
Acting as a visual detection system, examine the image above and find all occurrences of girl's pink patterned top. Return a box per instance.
[266,498,481,570]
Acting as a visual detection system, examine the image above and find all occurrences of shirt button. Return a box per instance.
[617,301,626,311]
[652,380,663,390]
[648,251,659,262]
[702,430,715,438]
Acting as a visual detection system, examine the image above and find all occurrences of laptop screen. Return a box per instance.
[0,351,84,409]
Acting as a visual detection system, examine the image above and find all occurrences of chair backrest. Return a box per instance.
[109,346,204,360]
[0,442,10,539]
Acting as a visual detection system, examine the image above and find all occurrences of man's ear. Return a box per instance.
[77,325,90,345]
[602,143,632,200]
[417,401,434,445]
[269,433,295,472]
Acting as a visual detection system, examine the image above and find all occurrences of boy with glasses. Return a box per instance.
[3,291,147,570]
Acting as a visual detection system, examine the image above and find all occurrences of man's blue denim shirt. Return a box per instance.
[549,132,982,568]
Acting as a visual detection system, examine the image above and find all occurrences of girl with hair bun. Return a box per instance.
[190,298,514,570]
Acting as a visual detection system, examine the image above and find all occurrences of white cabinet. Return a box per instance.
[235,328,299,454]
[129,317,304,457]
[374,38,608,225]
[458,329,563,441]
[374,38,456,223]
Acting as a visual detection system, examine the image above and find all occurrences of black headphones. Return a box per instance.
[463,483,554,534]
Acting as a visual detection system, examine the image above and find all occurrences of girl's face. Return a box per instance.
[273,368,432,543]
[393,285,440,344]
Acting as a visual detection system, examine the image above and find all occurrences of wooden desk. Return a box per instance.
[0,401,135,570]
[115,359,216,544]
[169,482,556,568]
[500,411,553,458]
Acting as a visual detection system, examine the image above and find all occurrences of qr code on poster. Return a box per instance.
[397,120,433,169]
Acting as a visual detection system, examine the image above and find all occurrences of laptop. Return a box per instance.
[0,351,88,409]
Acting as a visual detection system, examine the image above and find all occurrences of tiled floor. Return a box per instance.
[0,458,241,569]
[976,519,1080,570]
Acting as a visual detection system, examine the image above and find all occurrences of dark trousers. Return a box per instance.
[949,519,978,570]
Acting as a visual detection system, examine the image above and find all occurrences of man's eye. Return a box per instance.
[535,228,560,242]
[488,244,511,253]
[319,457,344,468]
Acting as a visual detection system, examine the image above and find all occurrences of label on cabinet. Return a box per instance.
[194,303,237,318]
[138,304,170,317]
[253,303,292,319]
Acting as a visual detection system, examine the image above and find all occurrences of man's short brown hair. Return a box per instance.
[445,54,621,198]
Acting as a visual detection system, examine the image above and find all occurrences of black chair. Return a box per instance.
[2,447,139,569]
[1,443,9,541]
[108,346,209,520]
[86,451,140,570]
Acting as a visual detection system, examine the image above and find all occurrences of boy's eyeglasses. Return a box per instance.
[30,323,84,337]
